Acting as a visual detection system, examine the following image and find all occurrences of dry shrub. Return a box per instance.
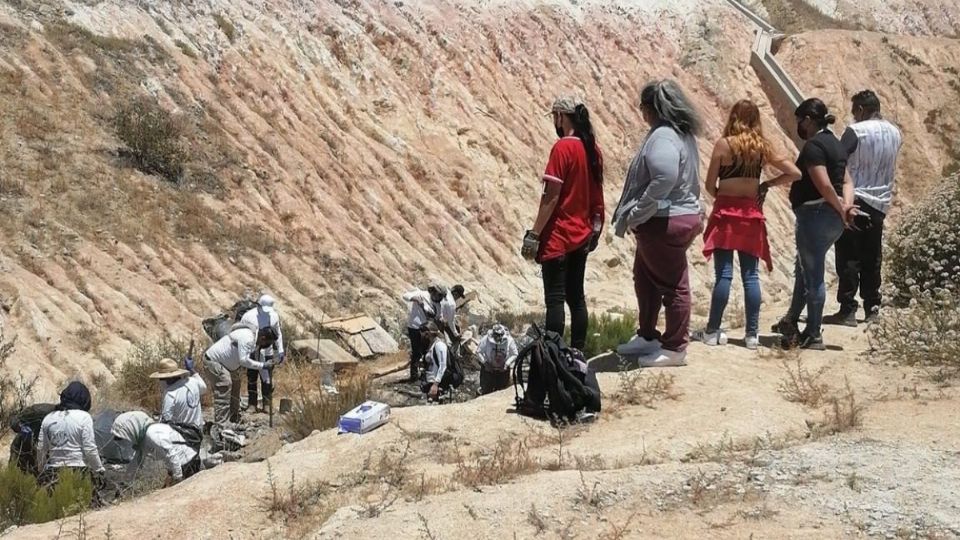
[213,13,238,43]
[455,438,539,489]
[617,369,682,409]
[814,377,864,436]
[106,338,193,411]
[778,357,829,407]
[283,374,370,441]
[0,330,38,431]
[114,97,186,183]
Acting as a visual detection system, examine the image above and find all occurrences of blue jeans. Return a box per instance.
[707,250,761,337]
[786,203,845,338]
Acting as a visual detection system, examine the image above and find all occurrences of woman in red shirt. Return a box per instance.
[521,96,604,351]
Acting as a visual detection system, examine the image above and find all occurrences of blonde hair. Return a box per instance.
[722,100,774,177]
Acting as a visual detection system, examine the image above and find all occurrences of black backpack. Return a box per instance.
[513,325,601,422]
[432,343,464,389]
[166,422,203,451]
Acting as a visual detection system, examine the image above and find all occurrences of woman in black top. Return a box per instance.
[773,98,855,349]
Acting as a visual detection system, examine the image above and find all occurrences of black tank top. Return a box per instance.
[718,158,763,181]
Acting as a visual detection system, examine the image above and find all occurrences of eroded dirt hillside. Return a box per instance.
[0,0,957,394]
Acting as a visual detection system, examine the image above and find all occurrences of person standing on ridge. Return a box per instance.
[823,90,902,327]
[613,80,704,368]
[239,294,284,412]
[773,98,856,350]
[693,100,801,350]
[521,95,604,352]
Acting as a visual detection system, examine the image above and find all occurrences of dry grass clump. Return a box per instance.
[778,357,829,407]
[104,338,193,411]
[454,438,540,489]
[617,368,682,409]
[282,374,370,441]
[114,97,186,183]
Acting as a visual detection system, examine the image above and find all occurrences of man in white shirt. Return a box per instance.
[111,411,200,485]
[402,284,465,381]
[239,294,284,412]
[152,357,207,430]
[203,326,278,425]
[825,90,903,327]
[37,382,105,488]
[477,324,519,395]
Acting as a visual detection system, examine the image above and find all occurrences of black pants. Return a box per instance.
[541,245,589,350]
[479,369,511,395]
[408,327,429,379]
[10,433,40,477]
[835,200,885,314]
[181,454,202,480]
[247,366,274,408]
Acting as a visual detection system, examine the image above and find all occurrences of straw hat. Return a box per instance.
[149,358,189,379]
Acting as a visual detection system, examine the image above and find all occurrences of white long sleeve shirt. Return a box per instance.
[161,374,207,430]
[425,339,449,384]
[239,305,284,357]
[403,289,434,329]
[204,328,265,371]
[141,424,198,481]
[478,334,519,372]
[438,292,458,337]
[38,410,104,472]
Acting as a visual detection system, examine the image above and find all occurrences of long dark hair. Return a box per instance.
[569,104,603,184]
[640,80,702,136]
[795,98,837,130]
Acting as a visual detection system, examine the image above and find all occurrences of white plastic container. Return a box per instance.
[337,401,391,434]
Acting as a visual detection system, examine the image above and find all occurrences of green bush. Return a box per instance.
[114,97,186,183]
[0,467,92,528]
[870,175,960,371]
[886,175,960,301]
[577,312,638,359]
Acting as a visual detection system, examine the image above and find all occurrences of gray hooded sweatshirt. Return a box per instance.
[612,124,702,237]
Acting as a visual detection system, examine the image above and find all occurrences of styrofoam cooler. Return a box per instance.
[337,401,391,434]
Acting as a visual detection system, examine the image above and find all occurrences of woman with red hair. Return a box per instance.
[694,100,801,349]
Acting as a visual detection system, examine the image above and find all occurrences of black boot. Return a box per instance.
[823,311,858,327]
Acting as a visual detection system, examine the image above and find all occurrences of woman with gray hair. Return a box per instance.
[612,80,704,368]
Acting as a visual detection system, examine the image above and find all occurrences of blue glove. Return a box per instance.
[183,355,195,373]
[276,352,285,365]
[19,425,32,438]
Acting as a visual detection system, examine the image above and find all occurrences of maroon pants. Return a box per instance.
[632,214,702,352]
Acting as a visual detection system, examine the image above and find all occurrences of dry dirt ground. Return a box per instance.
[0,0,959,398]
[6,303,960,540]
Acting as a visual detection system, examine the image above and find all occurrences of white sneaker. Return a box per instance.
[690,329,728,346]
[745,335,759,350]
[617,335,661,356]
[638,349,687,368]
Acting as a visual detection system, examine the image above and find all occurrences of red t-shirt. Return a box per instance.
[538,137,604,262]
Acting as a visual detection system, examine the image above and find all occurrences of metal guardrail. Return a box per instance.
[726,0,805,109]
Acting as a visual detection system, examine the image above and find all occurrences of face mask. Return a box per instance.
[555,119,564,139]
[796,120,807,140]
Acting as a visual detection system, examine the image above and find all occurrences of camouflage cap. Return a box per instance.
[547,95,585,116]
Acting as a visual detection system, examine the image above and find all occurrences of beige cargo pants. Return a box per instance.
[204,359,242,425]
